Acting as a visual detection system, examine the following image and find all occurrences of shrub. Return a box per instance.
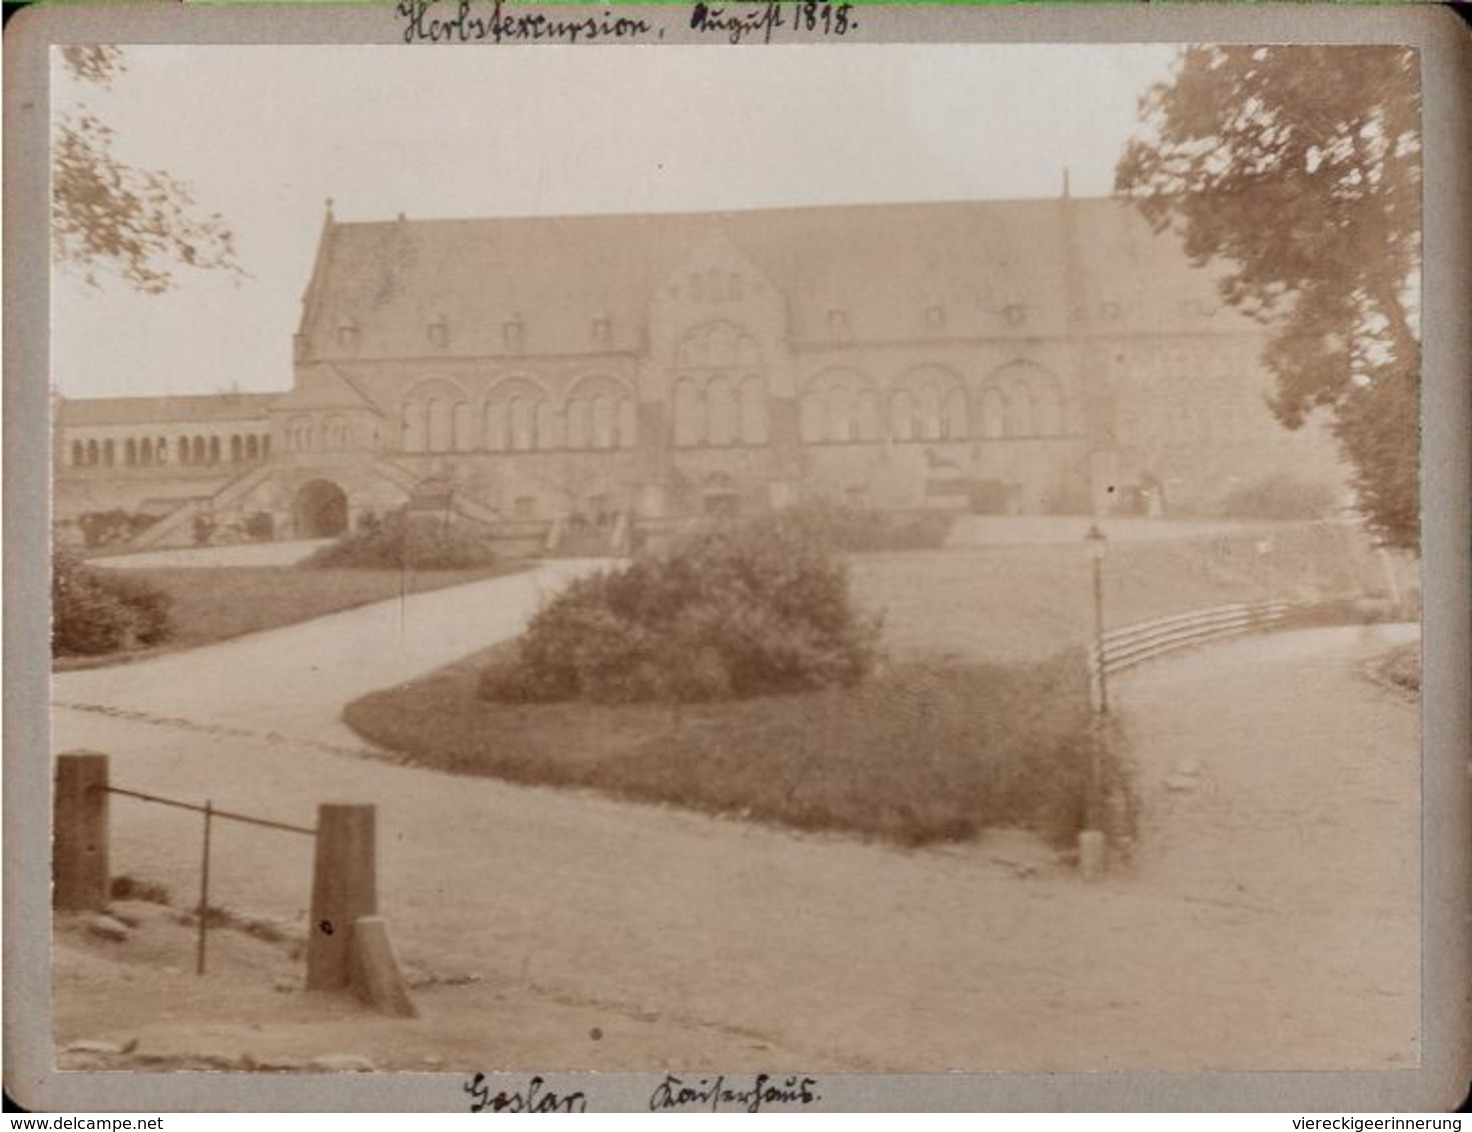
[482,510,882,704]
[76,509,159,549]
[243,511,275,541]
[52,550,172,656]
[303,509,500,570]
[1217,474,1338,521]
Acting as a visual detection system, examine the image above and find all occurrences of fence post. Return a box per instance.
[306,804,377,991]
[54,751,110,911]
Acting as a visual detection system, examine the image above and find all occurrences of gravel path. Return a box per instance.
[52,577,1420,1070]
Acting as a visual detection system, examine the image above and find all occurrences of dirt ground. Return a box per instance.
[50,558,1421,1072]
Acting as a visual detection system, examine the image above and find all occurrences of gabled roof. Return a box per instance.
[267,364,380,414]
[57,392,280,427]
[296,197,1250,363]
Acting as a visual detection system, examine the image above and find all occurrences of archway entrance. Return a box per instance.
[294,479,348,538]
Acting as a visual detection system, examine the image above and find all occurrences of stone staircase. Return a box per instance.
[129,464,276,549]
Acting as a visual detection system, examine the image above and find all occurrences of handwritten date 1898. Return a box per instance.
[689,0,855,45]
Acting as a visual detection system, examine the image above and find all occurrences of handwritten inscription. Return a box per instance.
[399,0,654,44]
[397,0,856,45]
[649,1073,822,1113]
[692,0,854,43]
[464,1073,589,1113]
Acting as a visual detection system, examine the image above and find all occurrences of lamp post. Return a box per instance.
[1081,523,1109,880]
[1085,523,1109,715]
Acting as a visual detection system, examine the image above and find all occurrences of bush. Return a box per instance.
[52,550,172,656]
[1218,474,1338,521]
[303,509,500,570]
[482,510,882,704]
[76,509,159,549]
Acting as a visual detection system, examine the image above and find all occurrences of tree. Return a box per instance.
[1115,46,1421,550]
[52,46,244,294]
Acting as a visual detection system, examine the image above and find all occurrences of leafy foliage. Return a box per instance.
[303,510,501,570]
[75,508,159,549]
[52,550,172,656]
[53,46,243,294]
[1116,46,1421,549]
[482,510,882,704]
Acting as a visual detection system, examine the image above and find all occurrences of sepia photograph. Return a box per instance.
[8,1,1469,1114]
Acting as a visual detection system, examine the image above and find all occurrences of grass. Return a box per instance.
[56,562,528,665]
[848,522,1384,662]
[346,642,1119,848]
[343,524,1375,846]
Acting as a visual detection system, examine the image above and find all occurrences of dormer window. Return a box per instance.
[336,319,359,348]
[1003,302,1027,327]
[925,304,945,330]
[427,316,449,348]
[592,314,612,345]
[503,317,525,352]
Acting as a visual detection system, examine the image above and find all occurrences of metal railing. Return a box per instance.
[1090,600,1297,698]
[103,783,316,976]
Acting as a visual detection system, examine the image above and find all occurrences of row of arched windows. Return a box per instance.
[399,378,637,454]
[283,414,352,453]
[799,364,1075,444]
[673,374,768,447]
[70,432,270,469]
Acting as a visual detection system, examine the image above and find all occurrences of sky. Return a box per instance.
[51,44,1181,399]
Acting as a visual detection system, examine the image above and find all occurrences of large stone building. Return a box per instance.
[55,191,1345,549]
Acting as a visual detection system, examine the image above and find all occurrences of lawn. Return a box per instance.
[848,522,1382,662]
[345,642,1116,847]
[57,562,528,665]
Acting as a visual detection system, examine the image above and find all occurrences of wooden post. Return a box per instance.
[306,804,377,991]
[54,751,110,911]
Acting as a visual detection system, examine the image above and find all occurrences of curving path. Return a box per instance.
[53,573,1421,1071]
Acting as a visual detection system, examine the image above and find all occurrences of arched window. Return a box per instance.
[892,366,965,442]
[591,396,614,449]
[86,439,99,466]
[402,403,426,452]
[535,400,561,450]
[917,385,942,440]
[566,397,591,449]
[616,398,637,448]
[856,390,881,441]
[230,435,243,462]
[125,438,137,466]
[943,388,968,440]
[1006,383,1034,438]
[71,440,84,467]
[156,436,168,464]
[427,398,452,451]
[706,376,737,446]
[980,388,1007,439]
[826,384,853,442]
[452,402,474,451]
[673,379,702,447]
[246,434,260,461]
[892,390,915,441]
[192,436,206,464]
[103,440,116,467]
[484,401,506,452]
[510,397,536,451]
[738,376,766,444]
[141,438,154,466]
[800,391,826,443]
